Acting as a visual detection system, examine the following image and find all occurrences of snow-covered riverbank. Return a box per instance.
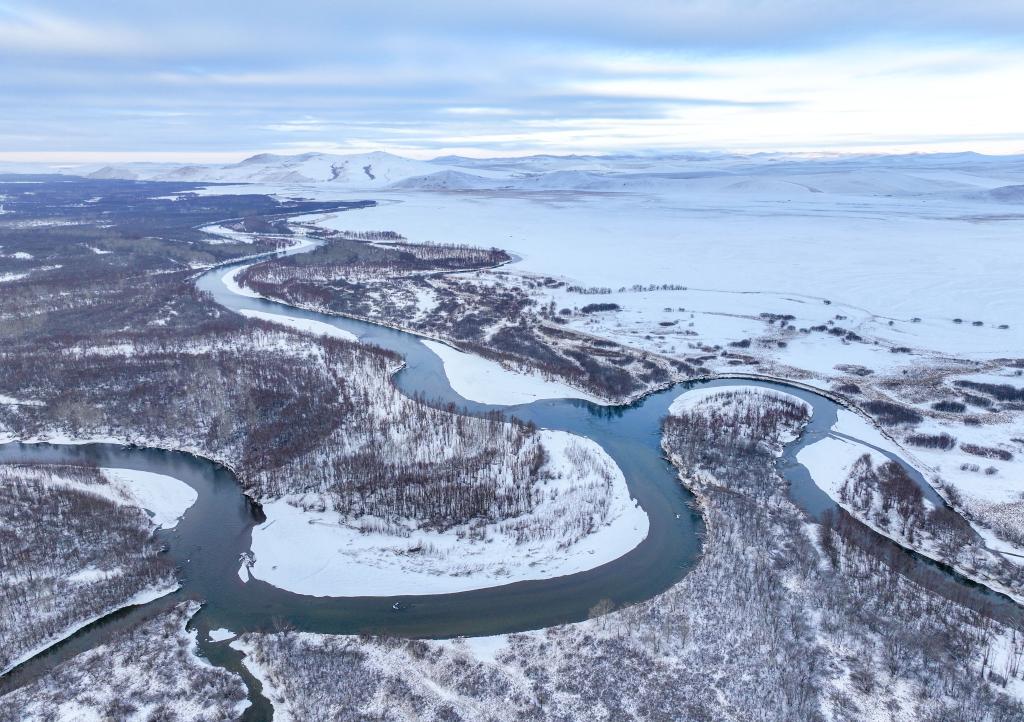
[423,340,604,406]
[238,309,358,342]
[99,468,197,530]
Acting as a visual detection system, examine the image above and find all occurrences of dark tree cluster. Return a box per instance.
[839,456,934,545]
[961,444,1015,462]
[662,390,809,501]
[862,399,924,426]
[579,302,621,314]
[955,380,1024,403]
[835,453,1024,595]
[1,316,559,533]
[0,175,362,253]
[906,432,958,450]
[239,231,508,287]
[335,229,406,241]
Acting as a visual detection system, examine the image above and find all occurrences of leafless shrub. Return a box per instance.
[961,444,1014,462]
[862,400,923,426]
[905,433,957,450]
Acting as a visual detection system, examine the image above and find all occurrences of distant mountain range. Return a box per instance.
[3,149,1024,200]
[83,151,507,188]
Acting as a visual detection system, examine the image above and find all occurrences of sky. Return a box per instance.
[1,1,1023,162]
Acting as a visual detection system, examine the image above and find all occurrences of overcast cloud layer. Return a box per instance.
[1,1,1023,160]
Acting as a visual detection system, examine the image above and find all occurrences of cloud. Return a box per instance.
[0,5,146,56]
[7,1,1024,61]
[443,107,517,116]
[0,1,1022,157]
[262,117,330,133]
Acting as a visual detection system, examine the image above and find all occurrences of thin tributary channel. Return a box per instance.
[2,241,1020,718]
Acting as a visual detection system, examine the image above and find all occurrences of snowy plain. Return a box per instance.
[314,187,1024,341]
[285,152,1024,556]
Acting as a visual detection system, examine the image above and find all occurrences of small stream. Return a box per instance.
[2,240,1020,718]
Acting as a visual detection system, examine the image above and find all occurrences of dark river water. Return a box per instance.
[1,243,1019,719]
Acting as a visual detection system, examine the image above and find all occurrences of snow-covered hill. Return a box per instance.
[398,152,1024,196]
[5,149,1024,198]
[982,184,1024,203]
[77,151,512,188]
[390,169,498,191]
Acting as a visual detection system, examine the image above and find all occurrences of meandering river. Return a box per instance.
[2,237,1020,719]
